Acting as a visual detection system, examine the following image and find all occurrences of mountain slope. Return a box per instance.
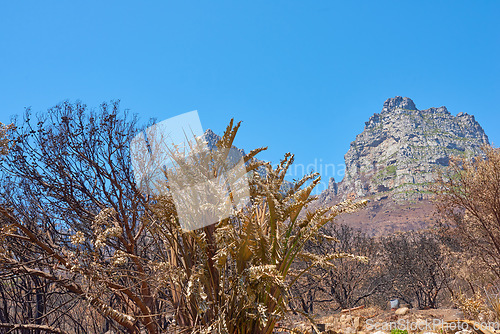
[319,96,489,235]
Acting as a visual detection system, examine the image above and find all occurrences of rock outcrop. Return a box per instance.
[320,96,489,203]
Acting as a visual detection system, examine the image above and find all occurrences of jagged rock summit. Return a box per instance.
[381,96,417,112]
[320,96,489,203]
[317,96,489,235]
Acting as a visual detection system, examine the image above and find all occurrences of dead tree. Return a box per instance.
[0,102,168,333]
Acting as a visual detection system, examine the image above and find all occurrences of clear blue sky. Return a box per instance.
[1,1,499,192]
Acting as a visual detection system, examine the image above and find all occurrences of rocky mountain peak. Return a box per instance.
[382,96,417,113]
[320,97,489,204]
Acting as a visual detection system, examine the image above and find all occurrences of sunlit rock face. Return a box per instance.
[320,96,489,203]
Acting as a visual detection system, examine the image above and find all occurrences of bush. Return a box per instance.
[0,102,367,333]
[291,224,385,313]
[434,146,500,279]
[382,231,449,309]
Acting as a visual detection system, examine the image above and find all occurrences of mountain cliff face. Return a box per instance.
[320,96,489,203]
[317,96,489,235]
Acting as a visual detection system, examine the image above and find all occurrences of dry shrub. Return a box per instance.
[434,146,500,279]
[451,287,500,322]
[0,102,367,334]
[435,146,500,321]
[452,290,486,320]
[484,285,500,321]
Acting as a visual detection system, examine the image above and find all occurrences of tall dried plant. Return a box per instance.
[0,102,366,333]
[146,120,367,333]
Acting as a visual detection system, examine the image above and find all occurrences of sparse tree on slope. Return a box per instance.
[435,146,500,279]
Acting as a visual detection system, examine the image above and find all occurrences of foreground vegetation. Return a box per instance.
[0,103,368,333]
[0,104,499,333]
